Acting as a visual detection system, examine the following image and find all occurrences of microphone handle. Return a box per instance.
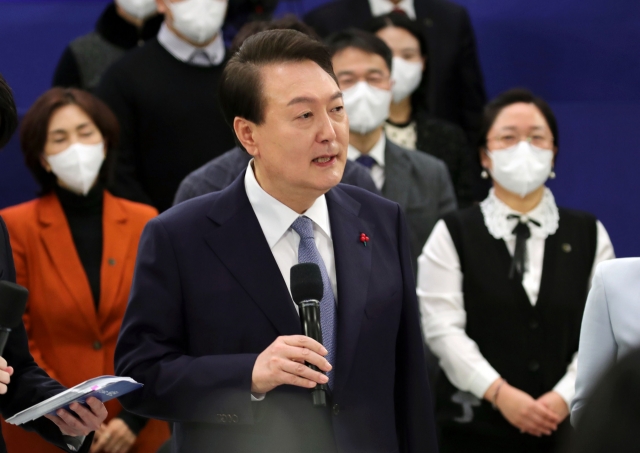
[0,327,11,356]
[299,300,327,407]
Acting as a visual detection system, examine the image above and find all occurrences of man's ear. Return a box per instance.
[234,117,260,157]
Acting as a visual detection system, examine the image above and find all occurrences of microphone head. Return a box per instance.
[0,281,28,329]
[290,263,323,305]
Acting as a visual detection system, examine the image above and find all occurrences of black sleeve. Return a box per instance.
[455,7,487,146]
[116,409,149,436]
[52,47,83,89]
[0,216,95,452]
[95,66,153,206]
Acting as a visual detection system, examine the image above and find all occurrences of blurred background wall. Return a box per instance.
[0,0,639,256]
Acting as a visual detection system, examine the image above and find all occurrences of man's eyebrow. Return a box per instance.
[287,96,315,106]
[286,91,343,106]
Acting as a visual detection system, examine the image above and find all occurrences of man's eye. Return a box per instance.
[299,112,312,119]
[332,106,344,113]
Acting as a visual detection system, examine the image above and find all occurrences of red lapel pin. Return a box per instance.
[360,233,370,247]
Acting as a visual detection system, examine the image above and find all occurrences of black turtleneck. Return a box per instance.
[55,184,103,310]
[52,2,163,90]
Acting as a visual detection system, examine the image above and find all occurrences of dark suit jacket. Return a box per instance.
[382,140,457,270]
[115,174,438,452]
[173,146,380,205]
[304,0,486,142]
[0,217,92,453]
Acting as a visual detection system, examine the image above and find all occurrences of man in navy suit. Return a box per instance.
[0,74,107,453]
[115,30,438,452]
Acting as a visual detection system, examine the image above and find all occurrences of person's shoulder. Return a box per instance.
[0,198,41,225]
[331,183,399,215]
[108,192,158,221]
[180,148,248,194]
[424,0,468,18]
[156,188,233,232]
[101,38,161,76]
[415,111,466,139]
[389,140,448,173]
[595,257,640,283]
[558,206,598,224]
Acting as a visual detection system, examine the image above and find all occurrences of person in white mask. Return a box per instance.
[365,12,473,207]
[325,29,457,271]
[0,88,170,453]
[53,1,163,91]
[95,0,236,212]
[416,88,615,453]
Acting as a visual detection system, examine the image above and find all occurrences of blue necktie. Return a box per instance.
[355,154,377,169]
[291,216,337,388]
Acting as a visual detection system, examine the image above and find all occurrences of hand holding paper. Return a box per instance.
[0,356,14,395]
[44,397,107,437]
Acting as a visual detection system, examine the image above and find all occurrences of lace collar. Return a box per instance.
[480,188,559,240]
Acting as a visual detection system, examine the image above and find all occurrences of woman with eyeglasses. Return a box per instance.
[416,88,615,452]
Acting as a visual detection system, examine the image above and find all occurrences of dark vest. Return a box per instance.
[436,205,597,449]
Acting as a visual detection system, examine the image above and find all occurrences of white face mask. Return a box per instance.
[488,141,554,198]
[391,56,423,103]
[116,0,158,20]
[342,81,392,135]
[166,0,228,45]
[46,142,106,196]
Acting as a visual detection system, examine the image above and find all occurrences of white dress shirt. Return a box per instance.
[347,133,387,191]
[417,188,615,405]
[244,160,338,302]
[368,0,416,19]
[157,23,225,66]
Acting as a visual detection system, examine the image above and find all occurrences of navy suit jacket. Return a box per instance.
[0,217,92,453]
[115,173,438,452]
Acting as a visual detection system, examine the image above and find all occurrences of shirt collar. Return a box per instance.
[480,187,560,240]
[347,132,386,167]
[368,0,416,19]
[157,23,225,66]
[244,160,331,249]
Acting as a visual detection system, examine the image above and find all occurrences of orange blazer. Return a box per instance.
[0,191,169,453]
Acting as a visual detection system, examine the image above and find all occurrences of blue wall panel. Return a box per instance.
[1,0,639,256]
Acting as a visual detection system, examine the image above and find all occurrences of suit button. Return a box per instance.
[332,404,340,415]
[529,360,540,372]
[529,319,539,330]
[93,341,102,350]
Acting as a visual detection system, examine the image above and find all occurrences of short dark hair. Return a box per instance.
[230,15,320,54]
[20,88,120,194]
[0,73,18,150]
[219,29,337,131]
[364,12,429,59]
[479,88,559,149]
[325,28,393,73]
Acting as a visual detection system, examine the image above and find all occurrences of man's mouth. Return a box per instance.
[313,156,335,164]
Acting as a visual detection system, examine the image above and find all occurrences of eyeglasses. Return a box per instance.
[488,134,554,150]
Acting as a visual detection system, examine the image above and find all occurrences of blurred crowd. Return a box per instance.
[0,0,634,452]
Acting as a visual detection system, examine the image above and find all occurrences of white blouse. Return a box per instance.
[417,188,615,405]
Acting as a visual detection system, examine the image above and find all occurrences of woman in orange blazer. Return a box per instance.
[0,88,169,453]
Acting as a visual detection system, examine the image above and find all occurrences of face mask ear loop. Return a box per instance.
[481,147,491,179]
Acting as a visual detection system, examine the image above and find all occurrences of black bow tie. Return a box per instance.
[507,214,541,281]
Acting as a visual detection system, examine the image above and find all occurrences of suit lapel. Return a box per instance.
[98,193,132,323]
[38,194,101,338]
[204,175,300,336]
[326,187,374,395]
[382,141,412,210]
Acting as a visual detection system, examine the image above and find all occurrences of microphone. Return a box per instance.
[290,263,327,407]
[0,281,29,356]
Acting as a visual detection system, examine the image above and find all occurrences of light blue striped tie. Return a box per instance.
[291,216,337,388]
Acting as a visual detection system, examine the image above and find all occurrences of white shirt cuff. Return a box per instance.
[466,365,501,400]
